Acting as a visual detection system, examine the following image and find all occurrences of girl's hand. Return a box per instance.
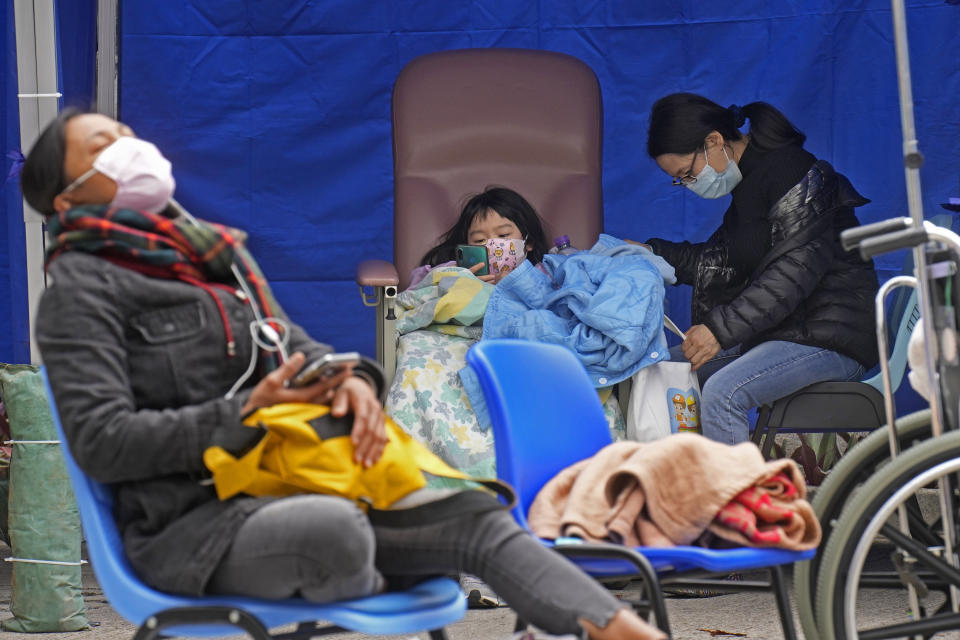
[241,352,353,414]
[468,261,497,284]
[330,377,387,468]
[681,324,721,371]
[471,261,512,284]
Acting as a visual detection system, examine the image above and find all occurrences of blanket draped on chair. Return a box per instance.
[528,433,820,551]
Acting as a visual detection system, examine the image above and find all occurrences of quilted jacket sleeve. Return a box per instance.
[704,223,834,349]
[646,238,704,286]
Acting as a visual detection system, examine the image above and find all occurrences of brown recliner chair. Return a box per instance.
[356,48,604,382]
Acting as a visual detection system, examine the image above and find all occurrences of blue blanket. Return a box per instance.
[482,234,671,386]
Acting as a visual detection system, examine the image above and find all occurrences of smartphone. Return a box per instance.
[289,352,360,388]
[455,244,489,276]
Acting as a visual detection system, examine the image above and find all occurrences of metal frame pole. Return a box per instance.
[95,0,118,117]
[890,0,944,437]
[890,0,960,616]
[13,0,59,364]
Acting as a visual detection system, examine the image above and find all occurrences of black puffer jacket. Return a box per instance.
[649,160,879,368]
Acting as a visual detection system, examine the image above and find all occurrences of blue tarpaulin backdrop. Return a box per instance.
[2,1,959,383]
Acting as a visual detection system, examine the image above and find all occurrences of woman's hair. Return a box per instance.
[20,107,88,216]
[420,186,550,267]
[646,93,806,157]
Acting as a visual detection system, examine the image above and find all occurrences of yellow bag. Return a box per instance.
[203,403,511,510]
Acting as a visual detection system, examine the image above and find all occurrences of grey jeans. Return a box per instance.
[205,493,624,635]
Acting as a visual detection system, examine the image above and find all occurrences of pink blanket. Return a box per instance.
[528,433,820,550]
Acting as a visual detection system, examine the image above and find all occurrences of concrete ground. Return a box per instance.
[1,540,959,640]
[0,540,830,640]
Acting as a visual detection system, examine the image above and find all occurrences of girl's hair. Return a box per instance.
[646,93,805,157]
[20,107,88,216]
[420,186,550,267]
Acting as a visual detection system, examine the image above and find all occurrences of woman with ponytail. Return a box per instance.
[644,93,879,445]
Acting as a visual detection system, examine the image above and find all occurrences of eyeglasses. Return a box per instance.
[671,148,704,186]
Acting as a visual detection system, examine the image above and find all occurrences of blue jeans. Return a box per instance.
[671,341,864,445]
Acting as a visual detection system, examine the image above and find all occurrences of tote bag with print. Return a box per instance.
[626,361,702,442]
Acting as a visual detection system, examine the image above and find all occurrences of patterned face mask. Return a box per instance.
[484,237,527,276]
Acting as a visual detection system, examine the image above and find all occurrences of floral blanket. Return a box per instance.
[386,330,625,488]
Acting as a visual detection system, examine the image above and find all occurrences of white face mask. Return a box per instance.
[65,137,176,214]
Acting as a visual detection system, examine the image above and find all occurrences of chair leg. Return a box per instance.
[131,606,272,640]
[553,543,671,638]
[760,425,780,460]
[753,405,770,448]
[769,565,798,640]
[754,405,781,460]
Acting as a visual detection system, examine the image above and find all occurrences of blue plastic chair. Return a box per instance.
[465,340,814,640]
[40,369,465,640]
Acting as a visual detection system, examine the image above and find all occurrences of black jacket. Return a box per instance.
[649,159,879,368]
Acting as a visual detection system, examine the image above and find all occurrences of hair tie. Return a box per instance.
[728,104,746,128]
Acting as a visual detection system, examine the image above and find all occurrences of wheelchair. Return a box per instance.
[799,216,960,639]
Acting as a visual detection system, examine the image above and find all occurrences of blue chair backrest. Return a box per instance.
[862,286,919,393]
[39,369,203,624]
[464,340,612,529]
[863,212,954,392]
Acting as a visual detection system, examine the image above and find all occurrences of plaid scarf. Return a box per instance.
[46,204,283,369]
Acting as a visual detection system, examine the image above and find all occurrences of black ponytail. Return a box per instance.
[647,93,745,157]
[647,93,804,157]
[739,101,806,152]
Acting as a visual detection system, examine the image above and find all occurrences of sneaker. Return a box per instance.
[460,573,501,609]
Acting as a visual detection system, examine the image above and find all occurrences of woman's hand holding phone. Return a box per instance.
[242,352,353,414]
[241,352,387,468]
[288,352,360,388]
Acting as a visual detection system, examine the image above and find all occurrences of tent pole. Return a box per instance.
[13,0,59,365]
[95,0,118,117]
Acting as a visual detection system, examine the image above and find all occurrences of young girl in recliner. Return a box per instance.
[415,186,551,286]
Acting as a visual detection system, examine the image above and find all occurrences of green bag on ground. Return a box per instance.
[0,400,11,545]
[0,364,88,632]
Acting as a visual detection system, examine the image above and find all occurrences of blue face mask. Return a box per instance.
[686,146,742,199]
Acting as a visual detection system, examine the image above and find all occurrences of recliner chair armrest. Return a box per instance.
[356,259,399,287]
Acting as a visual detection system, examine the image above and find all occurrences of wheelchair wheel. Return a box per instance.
[794,410,932,639]
[815,428,960,640]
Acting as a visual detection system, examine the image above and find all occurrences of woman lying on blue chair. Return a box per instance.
[20,109,664,640]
